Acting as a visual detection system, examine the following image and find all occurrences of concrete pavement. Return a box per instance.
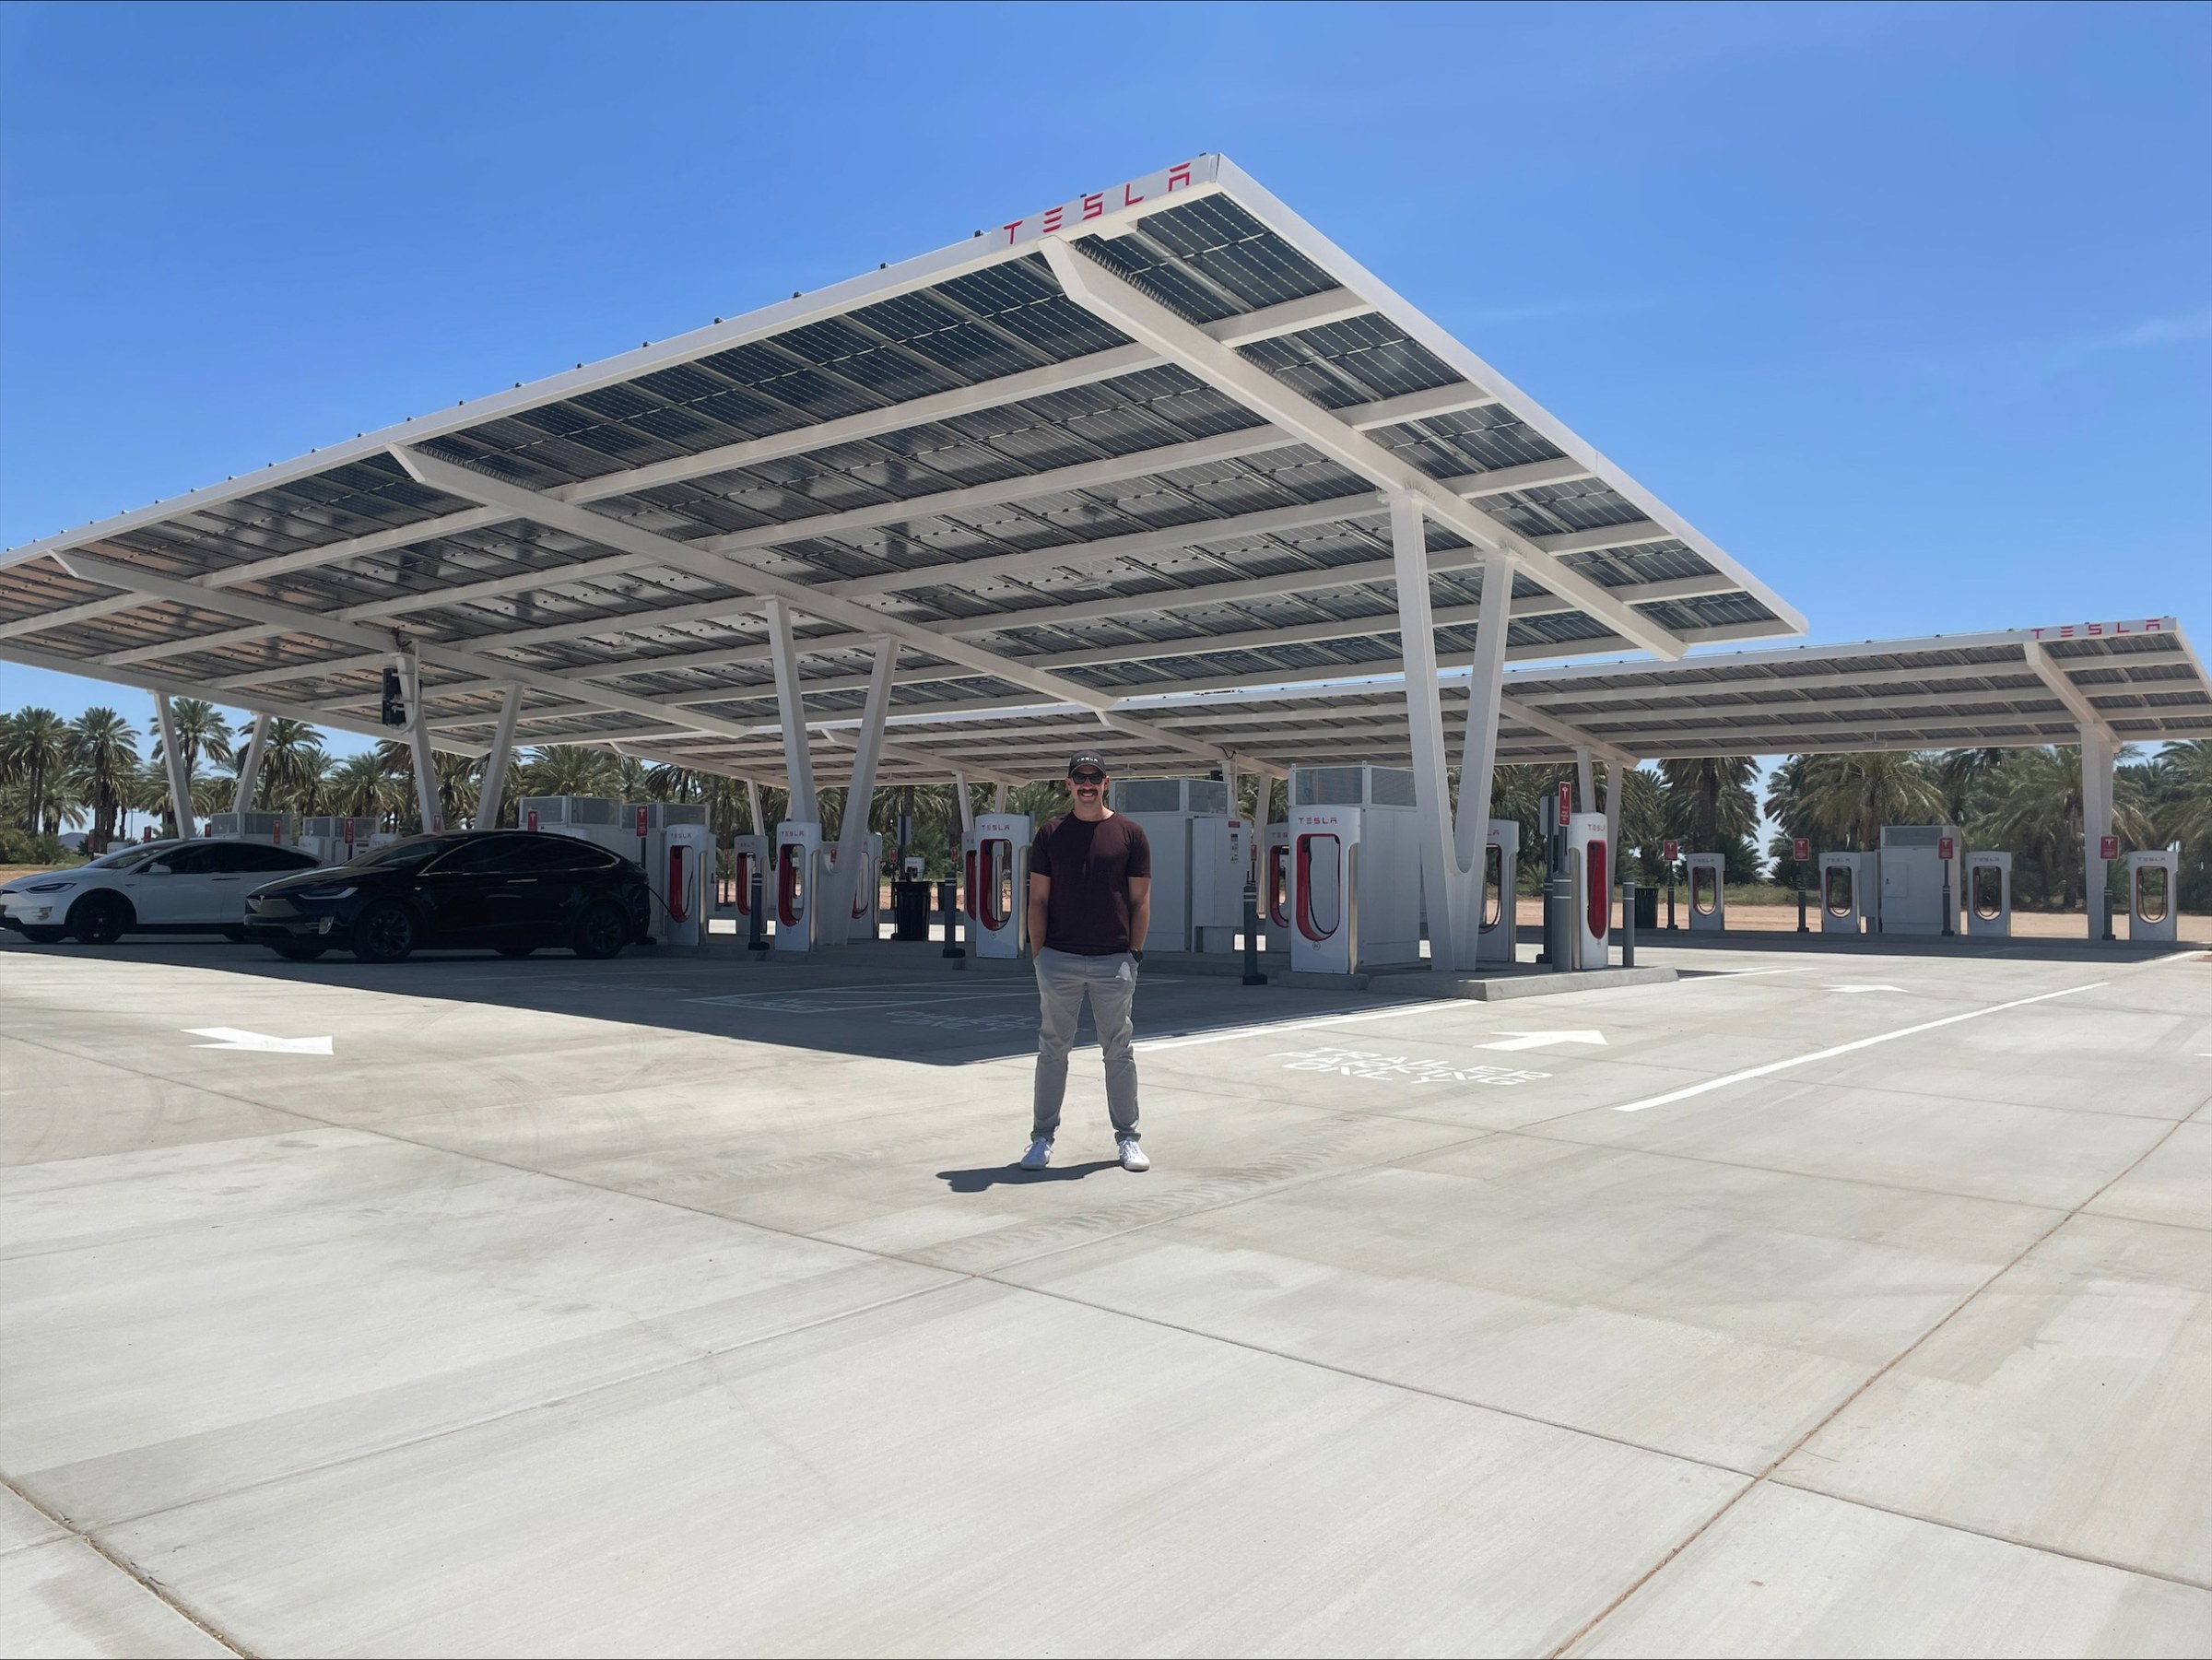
[2,929,2206,1656]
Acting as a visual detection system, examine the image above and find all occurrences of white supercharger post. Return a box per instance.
[1286,766,1421,976]
[1570,812,1610,967]
[1877,825,1963,936]
[1965,851,2012,937]
[728,833,765,926]
[1686,854,1727,933]
[1476,819,1519,965]
[658,822,711,947]
[2126,850,2178,942]
[1119,777,1240,952]
[1819,852,1877,933]
[773,821,821,953]
[826,832,884,941]
[1263,822,1290,948]
[972,812,1030,959]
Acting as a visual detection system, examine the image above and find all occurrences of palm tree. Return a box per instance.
[432,751,481,828]
[1796,751,1949,849]
[1935,747,2007,825]
[327,751,405,827]
[0,708,70,834]
[252,720,328,814]
[1656,755,1758,852]
[64,708,140,852]
[149,698,236,795]
[515,745,620,799]
[1977,745,2152,910]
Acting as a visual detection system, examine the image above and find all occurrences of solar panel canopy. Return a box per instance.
[0,154,1813,784]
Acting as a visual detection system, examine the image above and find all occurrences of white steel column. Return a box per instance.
[745,780,765,838]
[994,783,1008,811]
[831,639,896,929]
[1605,757,1629,857]
[400,652,441,833]
[954,772,974,834]
[1574,748,1595,814]
[1389,490,1476,970]
[230,712,271,815]
[1454,552,1512,864]
[2082,722,2115,940]
[763,597,817,821]
[152,694,196,839]
[475,683,524,829]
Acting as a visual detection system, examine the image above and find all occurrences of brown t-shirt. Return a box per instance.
[1030,812,1152,956]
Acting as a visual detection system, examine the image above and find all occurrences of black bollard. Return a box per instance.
[1620,876,1635,968]
[1797,869,1809,933]
[939,877,965,960]
[747,867,766,958]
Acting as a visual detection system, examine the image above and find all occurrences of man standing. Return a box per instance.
[1019,752,1151,1172]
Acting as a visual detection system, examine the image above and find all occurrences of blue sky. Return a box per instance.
[3,0,2208,778]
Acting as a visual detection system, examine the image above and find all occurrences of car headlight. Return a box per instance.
[292,884,357,900]
[24,880,76,892]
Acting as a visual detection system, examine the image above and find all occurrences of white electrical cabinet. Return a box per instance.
[1965,851,2012,937]
[2127,850,2179,942]
[519,796,634,860]
[1877,824,1963,936]
[204,811,292,843]
[1819,852,1878,934]
[1118,777,1245,952]
[1686,853,1727,932]
[1287,766,1422,974]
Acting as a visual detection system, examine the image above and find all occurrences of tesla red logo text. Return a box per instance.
[997,158,1214,248]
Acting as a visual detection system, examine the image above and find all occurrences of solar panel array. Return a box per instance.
[0,160,1851,785]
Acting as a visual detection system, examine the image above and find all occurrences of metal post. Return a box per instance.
[940,877,965,960]
[1619,871,1636,968]
[1666,863,1677,929]
[1241,873,1265,985]
[1942,862,1955,938]
[1797,868,1808,933]
[763,597,817,823]
[231,712,271,815]
[152,694,196,840]
[1545,816,1572,973]
[747,865,767,957]
[476,683,524,829]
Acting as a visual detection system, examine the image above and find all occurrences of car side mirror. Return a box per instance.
[145,861,171,875]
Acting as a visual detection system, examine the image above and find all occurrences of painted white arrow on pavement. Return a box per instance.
[1828,984,1905,995]
[184,1027,333,1054]
[1479,1030,1607,1053]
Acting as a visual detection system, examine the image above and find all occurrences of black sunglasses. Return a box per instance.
[1068,771,1106,784]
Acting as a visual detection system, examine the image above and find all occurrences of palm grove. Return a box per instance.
[3,700,2207,912]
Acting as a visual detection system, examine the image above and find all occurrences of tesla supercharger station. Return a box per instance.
[1287,766,1421,975]
[1686,853,1726,933]
[1877,824,1964,936]
[971,812,1030,959]
[2126,850,2179,943]
[1819,853,1879,934]
[1474,819,1520,965]
[1568,812,1610,968]
[654,822,711,947]
[728,834,765,924]
[1263,822,1290,946]
[1966,850,2013,937]
[1119,778,1244,952]
[772,821,822,952]
[822,833,885,941]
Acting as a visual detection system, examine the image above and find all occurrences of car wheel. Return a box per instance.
[68,891,132,946]
[21,925,65,944]
[350,901,417,963]
[571,899,629,960]
[271,939,328,961]
[495,944,535,958]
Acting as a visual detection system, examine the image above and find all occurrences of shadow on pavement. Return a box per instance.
[935,1160,1122,1192]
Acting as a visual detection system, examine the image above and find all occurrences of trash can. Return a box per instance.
[1633,885,1658,931]
[890,879,933,942]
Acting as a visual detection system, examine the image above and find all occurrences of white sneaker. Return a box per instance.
[1018,1136,1053,1171]
[1118,1137,1150,1172]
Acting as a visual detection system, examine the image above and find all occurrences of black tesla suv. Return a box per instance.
[244,830,652,962]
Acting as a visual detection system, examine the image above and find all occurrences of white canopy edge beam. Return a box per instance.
[1507,659,2041,708]
[1040,235,1688,660]
[1343,383,1501,430]
[0,591,147,642]
[2021,640,2121,742]
[393,447,1232,771]
[1530,521,1675,558]
[0,636,480,755]
[52,549,780,749]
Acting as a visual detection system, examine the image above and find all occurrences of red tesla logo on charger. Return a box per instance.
[1663,840,1678,863]
[2100,835,2119,861]
[1793,838,1811,862]
[1938,836,1955,861]
[635,806,650,838]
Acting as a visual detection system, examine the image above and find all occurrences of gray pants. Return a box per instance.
[1031,947,1140,1143]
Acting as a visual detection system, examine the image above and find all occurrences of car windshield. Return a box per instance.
[345,836,455,872]
[83,842,175,871]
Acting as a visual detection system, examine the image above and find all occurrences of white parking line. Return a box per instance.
[1138,998,1460,1052]
[1610,980,2110,1113]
